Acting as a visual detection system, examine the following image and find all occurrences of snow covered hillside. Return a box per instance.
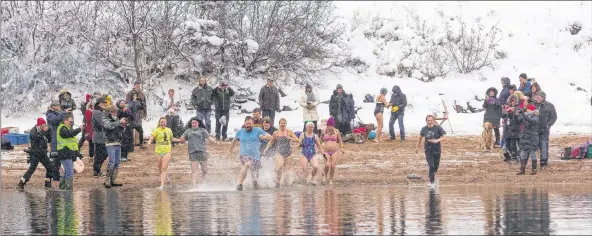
[2,1,591,137]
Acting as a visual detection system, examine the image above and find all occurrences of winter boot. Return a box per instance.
[111,169,123,187]
[17,177,27,190]
[530,160,537,175]
[121,156,128,162]
[540,159,548,169]
[139,141,147,150]
[64,178,73,190]
[44,179,52,189]
[517,159,527,175]
[59,177,66,190]
[104,169,112,188]
[503,152,511,162]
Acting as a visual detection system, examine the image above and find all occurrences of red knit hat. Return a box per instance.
[526,104,536,111]
[37,117,46,126]
[86,93,92,102]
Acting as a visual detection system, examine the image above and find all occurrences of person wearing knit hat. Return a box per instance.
[373,88,389,142]
[18,117,56,190]
[502,95,521,163]
[534,90,557,168]
[297,121,325,187]
[329,85,349,135]
[516,101,540,175]
[321,116,344,185]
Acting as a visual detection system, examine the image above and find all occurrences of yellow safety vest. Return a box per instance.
[57,123,79,151]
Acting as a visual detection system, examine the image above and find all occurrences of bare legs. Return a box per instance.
[375,113,384,142]
[300,156,319,185]
[156,153,171,189]
[190,161,208,186]
[324,152,340,185]
[274,155,291,187]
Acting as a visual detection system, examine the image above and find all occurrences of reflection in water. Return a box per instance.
[1,186,591,235]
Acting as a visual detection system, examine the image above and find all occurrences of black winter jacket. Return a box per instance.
[329,90,346,118]
[57,124,82,161]
[389,86,407,115]
[212,87,235,111]
[502,109,520,139]
[498,77,511,105]
[103,114,123,144]
[258,85,280,111]
[191,84,214,110]
[517,111,540,151]
[29,126,51,155]
[536,101,557,138]
[483,87,502,127]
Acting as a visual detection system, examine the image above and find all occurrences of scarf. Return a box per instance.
[306,92,314,102]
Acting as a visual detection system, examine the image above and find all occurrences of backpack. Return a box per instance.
[353,133,365,144]
[1,136,14,150]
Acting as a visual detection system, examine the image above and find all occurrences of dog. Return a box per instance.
[478,122,494,150]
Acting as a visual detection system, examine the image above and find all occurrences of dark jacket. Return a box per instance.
[57,124,82,161]
[126,99,142,126]
[344,94,356,121]
[329,90,346,118]
[29,125,51,155]
[103,113,123,144]
[502,108,520,139]
[498,77,511,105]
[191,84,214,111]
[528,83,542,103]
[258,85,280,111]
[212,87,235,111]
[117,101,135,152]
[58,90,76,112]
[46,109,65,152]
[535,100,557,139]
[126,89,147,119]
[517,111,540,151]
[389,86,408,115]
[91,105,107,144]
[483,87,502,127]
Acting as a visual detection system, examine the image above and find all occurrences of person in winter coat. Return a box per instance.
[212,80,235,140]
[162,88,181,145]
[126,80,147,148]
[102,105,127,188]
[534,91,557,168]
[56,114,82,190]
[258,79,281,126]
[502,94,522,162]
[46,101,66,153]
[78,94,93,149]
[58,89,77,113]
[483,87,502,147]
[83,102,94,162]
[498,77,511,105]
[91,97,109,177]
[516,104,540,175]
[528,82,542,103]
[299,84,320,133]
[17,118,55,190]
[79,94,92,116]
[191,77,214,133]
[343,93,356,135]
[117,100,135,162]
[329,84,353,135]
[388,85,407,141]
[518,73,532,95]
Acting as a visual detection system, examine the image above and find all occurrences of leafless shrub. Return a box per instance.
[568,21,582,35]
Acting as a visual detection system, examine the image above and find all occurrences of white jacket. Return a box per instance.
[162,94,181,116]
[299,90,320,122]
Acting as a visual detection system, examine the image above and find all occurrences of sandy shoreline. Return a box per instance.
[2,135,591,190]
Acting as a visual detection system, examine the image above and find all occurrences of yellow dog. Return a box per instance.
[479,122,494,150]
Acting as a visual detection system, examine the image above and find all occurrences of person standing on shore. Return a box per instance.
[416,115,446,188]
[483,87,502,147]
[146,117,182,190]
[373,88,388,143]
[78,94,92,149]
[534,91,557,169]
[212,80,235,141]
[518,73,532,96]
[102,105,127,188]
[46,101,68,187]
[258,79,281,126]
[56,114,83,190]
[502,94,521,162]
[91,97,109,177]
[230,116,273,191]
[117,100,135,162]
[126,80,147,149]
[329,84,348,135]
[17,118,55,190]
[180,117,219,186]
[388,85,407,141]
[516,104,540,175]
[191,77,214,133]
[299,84,320,134]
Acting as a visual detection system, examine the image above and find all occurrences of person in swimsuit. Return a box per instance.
[299,121,325,186]
[147,117,181,190]
[264,118,300,188]
[180,117,220,186]
[374,88,389,143]
[260,117,277,159]
[230,116,273,191]
[321,117,344,185]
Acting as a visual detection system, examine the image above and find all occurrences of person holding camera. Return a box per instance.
[162,88,181,146]
[299,84,320,134]
[212,80,235,141]
[46,101,70,186]
[102,105,127,188]
[56,114,83,190]
[126,80,147,149]
[17,118,56,190]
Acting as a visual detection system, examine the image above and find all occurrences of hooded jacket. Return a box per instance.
[58,90,76,112]
[29,125,51,155]
[191,83,214,110]
[528,83,542,103]
[329,90,347,119]
[389,86,408,115]
[46,108,66,152]
[299,89,320,121]
[212,86,236,111]
[502,94,521,139]
[535,98,557,139]
[483,87,502,127]
[91,104,107,144]
[117,100,135,152]
[498,77,511,105]
[126,89,147,119]
[103,113,123,145]
[258,85,281,111]
[517,110,540,151]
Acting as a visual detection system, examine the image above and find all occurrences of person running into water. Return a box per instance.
[230,116,272,191]
[264,118,300,188]
[260,117,277,158]
[147,117,181,190]
[321,117,343,185]
[374,88,389,142]
[180,117,219,186]
[416,115,446,188]
[300,121,325,186]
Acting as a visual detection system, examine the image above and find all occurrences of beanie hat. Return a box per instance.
[85,94,92,103]
[336,84,343,89]
[134,80,141,85]
[537,91,547,100]
[527,104,536,111]
[380,88,388,95]
[327,116,336,127]
[36,117,46,126]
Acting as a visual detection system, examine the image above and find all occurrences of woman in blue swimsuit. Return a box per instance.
[298,122,325,186]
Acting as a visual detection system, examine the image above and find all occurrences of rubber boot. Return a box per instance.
[59,177,66,190]
[517,159,526,175]
[64,178,73,190]
[17,177,27,190]
[111,169,123,187]
[104,169,112,188]
[530,160,537,175]
[44,179,52,189]
[503,152,511,162]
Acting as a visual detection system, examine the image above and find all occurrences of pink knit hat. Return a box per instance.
[327,117,335,127]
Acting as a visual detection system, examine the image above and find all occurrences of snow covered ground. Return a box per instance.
[2,1,591,137]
